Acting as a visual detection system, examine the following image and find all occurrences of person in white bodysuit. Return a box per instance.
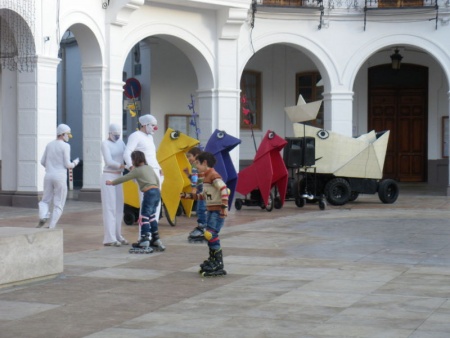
[100,123,128,247]
[123,114,164,223]
[37,124,79,229]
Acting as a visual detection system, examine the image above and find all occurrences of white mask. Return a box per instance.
[110,134,120,142]
[63,134,69,142]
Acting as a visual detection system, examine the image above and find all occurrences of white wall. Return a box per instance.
[150,39,199,146]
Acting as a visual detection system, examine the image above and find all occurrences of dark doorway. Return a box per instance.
[368,64,428,182]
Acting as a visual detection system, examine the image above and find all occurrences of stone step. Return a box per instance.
[0,227,63,287]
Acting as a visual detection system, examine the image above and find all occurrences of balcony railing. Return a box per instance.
[259,0,443,9]
[258,0,448,30]
[262,0,305,6]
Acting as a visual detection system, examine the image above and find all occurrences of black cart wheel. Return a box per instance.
[319,198,326,210]
[295,197,305,208]
[378,179,399,204]
[235,199,243,210]
[324,178,351,206]
[348,191,359,202]
[123,212,136,226]
[163,203,177,226]
[265,193,274,212]
[176,203,183,216]
[274,196,283,209]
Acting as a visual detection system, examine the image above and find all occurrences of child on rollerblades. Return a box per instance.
[106,150,165,254]
[183,147,207,243]
[180,151,228,277]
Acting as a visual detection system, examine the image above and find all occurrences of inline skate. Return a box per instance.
[150,231,166,251]
[188,224,206,243]
[200,249,227,277]
[129,234,153,254]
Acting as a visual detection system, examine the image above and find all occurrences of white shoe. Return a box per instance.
[120,239,129,245]
[104,241,121,247]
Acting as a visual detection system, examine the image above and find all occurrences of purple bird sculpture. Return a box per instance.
[204,129,241,209]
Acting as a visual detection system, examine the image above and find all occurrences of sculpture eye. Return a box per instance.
[170,130,180,139]
[217,131,225,139]
[268,131,275,139]
[317,130,329,139]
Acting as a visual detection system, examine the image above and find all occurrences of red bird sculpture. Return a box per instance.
[236,130,288,207]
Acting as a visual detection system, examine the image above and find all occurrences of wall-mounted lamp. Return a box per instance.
[390,48,403,70]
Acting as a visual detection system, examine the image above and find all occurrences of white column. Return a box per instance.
[323,91,354,136]
[140,39,152,114]
[447,91,450,196]
[1,69,18,192]
[196,89,214,148]
[19,56,60,194]
[105,79,124,131]
[214,38,241,168]
[80,65,105,190]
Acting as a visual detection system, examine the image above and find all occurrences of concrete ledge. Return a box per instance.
[12,192,39,208]
[0,227,63,286]
[0,191,39,208]
[78,189,101,202]
[0,191,13,206]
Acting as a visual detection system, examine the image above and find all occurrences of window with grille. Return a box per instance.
[240,70,262,130]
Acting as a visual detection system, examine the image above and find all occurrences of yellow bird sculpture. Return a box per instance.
[156,128,199,223]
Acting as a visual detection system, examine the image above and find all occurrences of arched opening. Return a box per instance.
[0,6,36,203]
[121,34,213,148]
[239,43,326,167]
[57,24,103,193]
[353,45,449,188]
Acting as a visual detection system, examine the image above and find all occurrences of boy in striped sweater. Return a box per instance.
[181,151,228,277]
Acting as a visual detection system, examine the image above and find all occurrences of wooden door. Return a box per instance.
[368,65,428,182]
[397,90,427,181]
[369,90,397,178]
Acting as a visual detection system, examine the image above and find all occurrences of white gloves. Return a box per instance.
[73,158,80,166]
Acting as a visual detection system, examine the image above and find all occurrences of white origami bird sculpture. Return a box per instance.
[284,95,322,123]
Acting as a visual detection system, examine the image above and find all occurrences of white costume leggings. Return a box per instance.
[101,172,125,244]
[39,174,68,229]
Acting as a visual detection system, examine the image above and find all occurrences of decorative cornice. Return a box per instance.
[218,7,249,39]
[110,0,145,27]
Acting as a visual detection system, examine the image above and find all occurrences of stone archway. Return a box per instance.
[58,23,104,200]
[0,5,39,207]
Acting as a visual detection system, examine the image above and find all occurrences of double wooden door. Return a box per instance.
[368,65,428,182]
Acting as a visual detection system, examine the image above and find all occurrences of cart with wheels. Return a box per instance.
[284,95,399,207]
[282,137,326,210]
[234,189,274,212]
[235,130,288,212]
[292,167,327,210]
[290,124,399,206]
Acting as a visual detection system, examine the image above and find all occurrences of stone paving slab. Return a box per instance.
[1,188,450,337]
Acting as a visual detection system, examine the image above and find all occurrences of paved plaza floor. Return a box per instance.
[1,184,450,337]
